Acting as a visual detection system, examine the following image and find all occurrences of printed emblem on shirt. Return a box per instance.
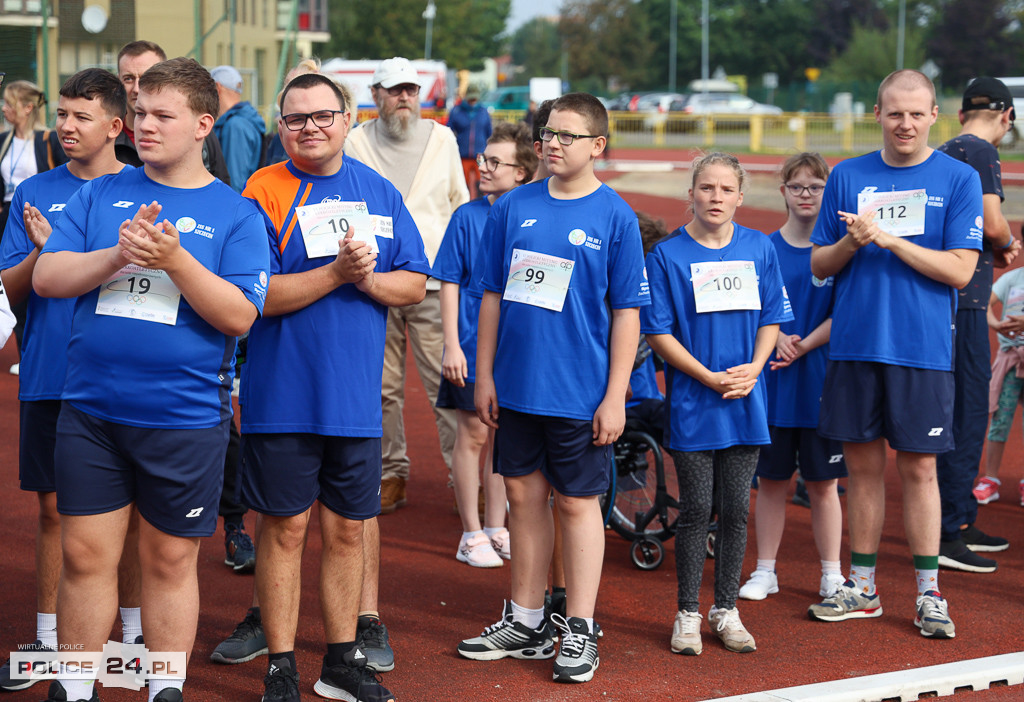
[568,229,586,246]
[811,274,833,287]
[175,216,215,239]
[112,200,135,208]
[48,203,66,213]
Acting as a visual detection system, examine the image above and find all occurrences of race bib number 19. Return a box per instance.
[96,264,181,325]
[857,188,926,237]
[296,200,374,257]
[690,260,760,313]
[503,248,574,312]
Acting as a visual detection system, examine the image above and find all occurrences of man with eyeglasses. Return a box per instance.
[931,77,1018,574]
[239,71,428,702]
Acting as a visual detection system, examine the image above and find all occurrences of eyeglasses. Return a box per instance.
[281,110,346,131]
[476,153,519,172]
[784,183,825,197]
[538,126,601,146]
[381,84,419,97]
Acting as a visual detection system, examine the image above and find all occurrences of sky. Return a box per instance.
[507,0,554,31]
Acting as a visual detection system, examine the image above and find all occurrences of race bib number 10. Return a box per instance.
[857,188,926,237]
[690,260,760,313]
[95,264,181,325]
[503,248,574,312]
[296,200,374,257]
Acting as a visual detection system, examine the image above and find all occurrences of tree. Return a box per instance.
[558,0,654,93]
[926,0,1020,89]
[821,21,925,84]
[807,0,889,66]
[510,17,563,82]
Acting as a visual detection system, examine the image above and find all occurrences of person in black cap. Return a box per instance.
[934,76,1018,572]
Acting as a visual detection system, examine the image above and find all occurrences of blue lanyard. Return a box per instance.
[5,135,30,198]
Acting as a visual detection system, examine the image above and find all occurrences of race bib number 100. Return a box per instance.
[95,264,181,325]
[690,260,760,313]
[296,200,374,257]
[503,248,574,312]
[857,188,926,237]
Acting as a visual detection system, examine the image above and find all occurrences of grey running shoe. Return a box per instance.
[224,522,256,573]
[356,616,394,673]
[808,579,883,622]
[458,602,556,661]
[262,657,300,702]
[211,607,268,664]
[670,610,702,655]
[0,639,52,691]
[313,649,395,702]
[915,590,955,639]
[551,615,599,683]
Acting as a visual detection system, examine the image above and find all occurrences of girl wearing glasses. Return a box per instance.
[433,122,537,567]
[642,152,791,655]
[739,152,848,606]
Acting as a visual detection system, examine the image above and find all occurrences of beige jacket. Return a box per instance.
[344,119,469,289]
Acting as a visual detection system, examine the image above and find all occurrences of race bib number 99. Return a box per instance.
[96,265,181,325]
[296,200,374,257]
[503,248,574,312]
[691,260,760,313]
[857,188,926,237]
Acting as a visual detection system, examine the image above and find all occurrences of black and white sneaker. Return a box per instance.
[0,639,53,690]
[262,657,300,702]
[152,688,184,702]
[938,539,997,573]
[959,525,1009,553]
[211,607,268,664]
[457,601,556,661]
[313,648,395,702]
[551,614,599,683]
[40,680,100,701]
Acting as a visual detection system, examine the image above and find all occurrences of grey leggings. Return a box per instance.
[669,445,760,612]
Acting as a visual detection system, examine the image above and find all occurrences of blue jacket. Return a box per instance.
[447,102,492,159]
[213,101,266,193]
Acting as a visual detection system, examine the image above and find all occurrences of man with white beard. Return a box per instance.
[343,56,468,674]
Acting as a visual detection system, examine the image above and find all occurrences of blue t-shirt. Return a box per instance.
[432,196,491,383]
[764,230,833,428]
[42,168,269,428]
[479,179,649,420]
[810,151,983,371]
[1,165,129,400]
[627,353,663,408]
[641,224,793,451]
[240,158,431,436]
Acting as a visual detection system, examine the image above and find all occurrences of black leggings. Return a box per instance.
[669,445,760,612]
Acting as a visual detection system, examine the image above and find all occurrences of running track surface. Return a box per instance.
[1,149,1022,701]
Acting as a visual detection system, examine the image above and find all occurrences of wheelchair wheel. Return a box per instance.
[630,535,664,570]
[605,430,679,542]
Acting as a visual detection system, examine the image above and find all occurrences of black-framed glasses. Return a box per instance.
[281,110,346,131]
[538,126,601,146]
[476,153,518,172]
[380,84,419,97]
[784,183,825,197]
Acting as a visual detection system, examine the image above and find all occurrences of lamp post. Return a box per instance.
[423,1,436,61]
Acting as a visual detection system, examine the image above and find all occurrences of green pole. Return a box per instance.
[271,0,300,117]
[194,0,202,61]
[40,0,50,123]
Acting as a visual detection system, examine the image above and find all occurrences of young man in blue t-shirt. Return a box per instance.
[0,68,139,694]
[808,70,982,639]
[457,93,648,683]
[33,58,269,702]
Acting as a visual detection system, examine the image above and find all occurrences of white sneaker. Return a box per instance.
[488,528,511,560]
[9,363,19,376]
[738,569,778,600]
[670,610,702,655]
[456,532,503,568]
[819,572,846,597]
[708,606,756,652]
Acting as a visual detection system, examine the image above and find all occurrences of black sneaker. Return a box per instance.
[938,539,997,573]
[224,522,256,572]
[211,607,268,664]
[551,615,599,683]
[546,590,603,638]
[262,657,300,702]
[959,525,1009,553]
[313,649,395,702]
[458,601,556,661]
[0,639,53,691]
[41,680,100,701]
[356,616,394,673]
[153,688,184,702]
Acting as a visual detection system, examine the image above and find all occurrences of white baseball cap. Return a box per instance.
[211,65,243,93]
[372,57,421,89]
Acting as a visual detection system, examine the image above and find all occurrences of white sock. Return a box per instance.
[510,600,544,630]
[58,676,95,700]
[483,526,504,538]
[121,606,142,645]
[821,560,842,576]
[985,477,1002,485]
[149,677,184,702]
[37,612,57,649]
[580,617,595,634]
[755,559,776,573]
[462,530,483,541]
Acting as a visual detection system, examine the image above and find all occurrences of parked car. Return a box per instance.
[674,92,783,116]
[637,92,686,128]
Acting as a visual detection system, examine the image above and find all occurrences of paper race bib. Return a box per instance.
[503,248,574,312]
[295,200,374,257]
[690,260,760,313]
[96,264,181,325]
[857,188,926,237]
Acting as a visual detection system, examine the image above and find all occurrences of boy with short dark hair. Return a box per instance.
[457,92,648,683]
[33,57,269,702]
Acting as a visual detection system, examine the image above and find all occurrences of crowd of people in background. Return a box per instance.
[0,50,1019,702]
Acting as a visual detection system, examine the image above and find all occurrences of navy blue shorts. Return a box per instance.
[54,402,228,537]
[756,426,846,481]
[819,361,955,453]
[240,434,382,520]
[493,408,611,497]
[436,378,476,412]
[20,399,61,492]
